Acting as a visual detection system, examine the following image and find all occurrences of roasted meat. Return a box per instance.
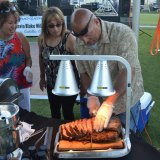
[58,139,124,151]
[58,116,124,151]
[60,116,122,143]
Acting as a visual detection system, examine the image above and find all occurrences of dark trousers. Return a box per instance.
[47,85,77,120]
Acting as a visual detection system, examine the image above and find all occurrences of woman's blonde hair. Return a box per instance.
[39,7,67,46]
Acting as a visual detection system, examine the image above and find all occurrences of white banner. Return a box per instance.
[16,16,42,37]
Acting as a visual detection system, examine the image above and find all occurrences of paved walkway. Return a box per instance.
[30,42,47,99]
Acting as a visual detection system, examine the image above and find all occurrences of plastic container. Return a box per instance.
[137,92,155,132]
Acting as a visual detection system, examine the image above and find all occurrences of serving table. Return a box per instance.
[19,108,160,160]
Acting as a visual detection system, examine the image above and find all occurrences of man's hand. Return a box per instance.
[87,96,100,116]
[93,102,114,132]
[23,66,33,83]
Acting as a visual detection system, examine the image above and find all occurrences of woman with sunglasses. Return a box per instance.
[0,1,33,111]
[38,7,80,120]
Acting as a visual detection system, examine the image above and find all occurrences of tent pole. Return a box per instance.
[132,0,141,42]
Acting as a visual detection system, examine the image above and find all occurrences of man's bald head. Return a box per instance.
[71,8,92,24]
[71,8,101,45]
[71,8,94,34]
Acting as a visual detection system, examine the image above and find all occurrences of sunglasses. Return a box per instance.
[47,23,63,29]
[0,6,16,14]
[73,14,93,37]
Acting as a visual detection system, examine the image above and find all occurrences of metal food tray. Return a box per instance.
[53,128,131,159]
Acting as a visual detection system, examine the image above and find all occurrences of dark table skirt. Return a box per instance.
[19,109,160,160]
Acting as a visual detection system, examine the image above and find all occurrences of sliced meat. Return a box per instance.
[60,116,122,143]
[107,117,122,133]
[73,120,82,135]
[74,119,85,136]
[60,124,72,140]
[80,118,88,134]
[69,121,80,138]
[86,118,93,134]
[58,139,124,151]
[64,123,74,137]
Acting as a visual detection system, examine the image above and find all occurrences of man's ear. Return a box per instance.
[94,17,100,25]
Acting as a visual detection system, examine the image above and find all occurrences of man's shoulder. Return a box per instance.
[107,21,131,29]
[103,20,131,31]
[102,20,134,41]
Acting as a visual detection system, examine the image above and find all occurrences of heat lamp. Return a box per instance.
[50,55,132,158]
[52,60,79,96]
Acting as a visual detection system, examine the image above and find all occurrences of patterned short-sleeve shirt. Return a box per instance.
[0,33,32,89]
[74,19,144,114]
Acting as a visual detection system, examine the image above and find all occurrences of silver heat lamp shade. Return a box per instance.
[87,60,115,97]
[52,60,79,96]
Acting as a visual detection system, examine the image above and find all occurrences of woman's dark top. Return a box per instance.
[41,32,80,88]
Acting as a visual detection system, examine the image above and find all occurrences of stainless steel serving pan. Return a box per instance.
[0,102,19,128]
[0,102,20,159]
[0,78,23,104]
[53,128,131,159]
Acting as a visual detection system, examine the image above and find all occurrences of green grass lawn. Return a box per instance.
[140,13,159,25]
[138,28,160,148]
[31,99,81,119]
[31,13,160,149]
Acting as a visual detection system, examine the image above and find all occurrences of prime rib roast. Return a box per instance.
[58,116,125,151]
